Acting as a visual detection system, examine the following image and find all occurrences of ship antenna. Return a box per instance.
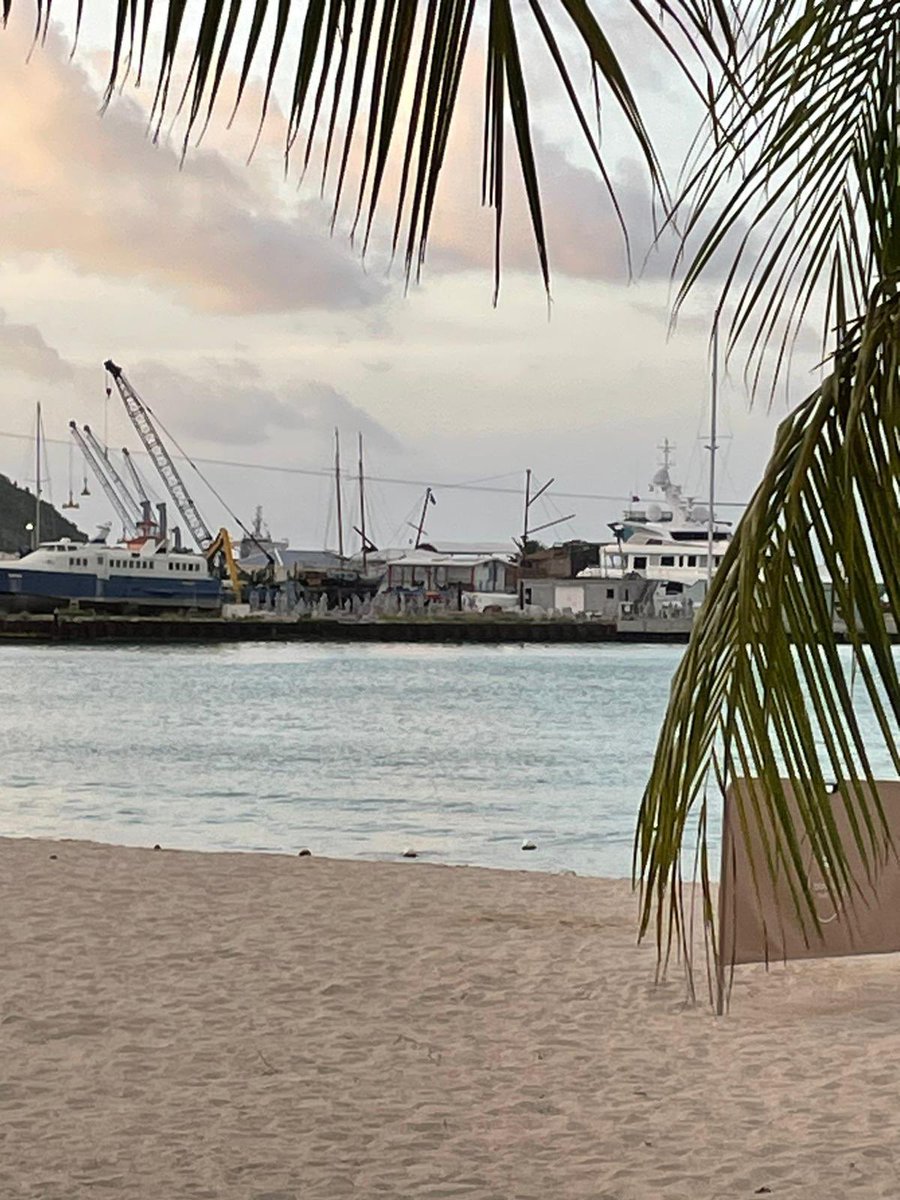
[34,401,42,548]
[706,321,720,594]
[335,428,345,561]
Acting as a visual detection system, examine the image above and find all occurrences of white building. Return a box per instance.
[383,550,517,595]
[522,576,657,619]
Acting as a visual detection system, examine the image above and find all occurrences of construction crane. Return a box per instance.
[104,359,214,550]
[104,359,276,599]
[80,424,143,521]
[69,421,137,538]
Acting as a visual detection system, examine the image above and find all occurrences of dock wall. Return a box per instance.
[1,613,884,646]
[0,614,693,645]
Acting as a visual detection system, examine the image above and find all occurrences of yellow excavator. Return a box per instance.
[205,528,243,601]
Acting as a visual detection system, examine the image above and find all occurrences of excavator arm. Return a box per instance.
[205,528,243,600]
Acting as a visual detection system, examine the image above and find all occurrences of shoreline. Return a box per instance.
[0,830,604,868]
[3,835,900,1198]
[0,830,636,879]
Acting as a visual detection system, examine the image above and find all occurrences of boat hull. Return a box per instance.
[0,566,221,613]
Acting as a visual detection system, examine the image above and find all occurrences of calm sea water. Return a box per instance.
[0,643,895,877]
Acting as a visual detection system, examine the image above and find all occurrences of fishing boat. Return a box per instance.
[0,526,221,613]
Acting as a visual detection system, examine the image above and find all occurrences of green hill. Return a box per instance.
[0,474,85,553]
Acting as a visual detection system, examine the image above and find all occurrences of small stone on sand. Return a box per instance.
[298,848,312,857]
[401,848,418,859]
[153,844,161,851]
[522,839,537,851]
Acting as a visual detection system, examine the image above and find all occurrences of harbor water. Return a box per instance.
[0,642,895,877]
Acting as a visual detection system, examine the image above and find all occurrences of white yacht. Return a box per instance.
[580,442,733,602]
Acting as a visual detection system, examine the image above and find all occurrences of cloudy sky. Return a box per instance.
[0,4,823,551]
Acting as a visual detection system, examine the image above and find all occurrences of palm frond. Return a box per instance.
[635,289,900,986]
[640,0,900,993]
[675,0,900,398]
[1,1,736,293]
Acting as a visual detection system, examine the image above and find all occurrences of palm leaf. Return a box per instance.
[635,294,900,987]
[1,0,735,291]
[635,0,900,996]
[675,0,900,399]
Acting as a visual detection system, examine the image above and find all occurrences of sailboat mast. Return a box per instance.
[706,323,719,593]
[414,488,432,549]
[334,428,345,561]
[34,401,42,549]
[522,468,532,546]
[358,433,367,574]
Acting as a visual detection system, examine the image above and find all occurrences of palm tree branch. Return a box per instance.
[676,0,900,393]
[636,295,900,983]
[2,0,735,287]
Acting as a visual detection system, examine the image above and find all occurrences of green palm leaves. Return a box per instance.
[637,296,900,978]
[639,1,900,982]
[678,0,900,394]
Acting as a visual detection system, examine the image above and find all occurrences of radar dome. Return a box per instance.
[652,468,670,487]
[646,503,663,522]
[693,505,710,523]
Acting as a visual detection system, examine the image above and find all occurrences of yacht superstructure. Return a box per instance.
[581,441,733,596]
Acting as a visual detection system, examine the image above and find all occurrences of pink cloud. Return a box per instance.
[0,22,382,315]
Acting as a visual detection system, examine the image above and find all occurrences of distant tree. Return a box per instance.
[0,475,84,552]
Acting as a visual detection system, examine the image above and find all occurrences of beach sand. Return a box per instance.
[2,838,899,1199]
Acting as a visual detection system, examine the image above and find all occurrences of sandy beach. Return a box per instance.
[2,838,899,1199]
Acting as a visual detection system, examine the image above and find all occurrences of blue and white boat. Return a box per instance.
[0,529,222,613]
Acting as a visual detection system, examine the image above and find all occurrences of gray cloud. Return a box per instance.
[426,127,744,290]
[134,360,402,452]
[0,310,76,382]
[399,44,750,292]
[398,51,678,288]
[0,313,401,454]
[1,10,728,308]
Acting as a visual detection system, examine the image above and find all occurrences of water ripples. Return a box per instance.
[0,641,894,877]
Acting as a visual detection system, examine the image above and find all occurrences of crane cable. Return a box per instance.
[0,428,750,509]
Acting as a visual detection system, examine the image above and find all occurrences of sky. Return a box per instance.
[0,4,825,552]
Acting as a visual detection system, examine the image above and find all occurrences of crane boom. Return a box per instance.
[122,447,149,504]
[81,425,142,519]
[104,359,214,550]
[69,422,136,537]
